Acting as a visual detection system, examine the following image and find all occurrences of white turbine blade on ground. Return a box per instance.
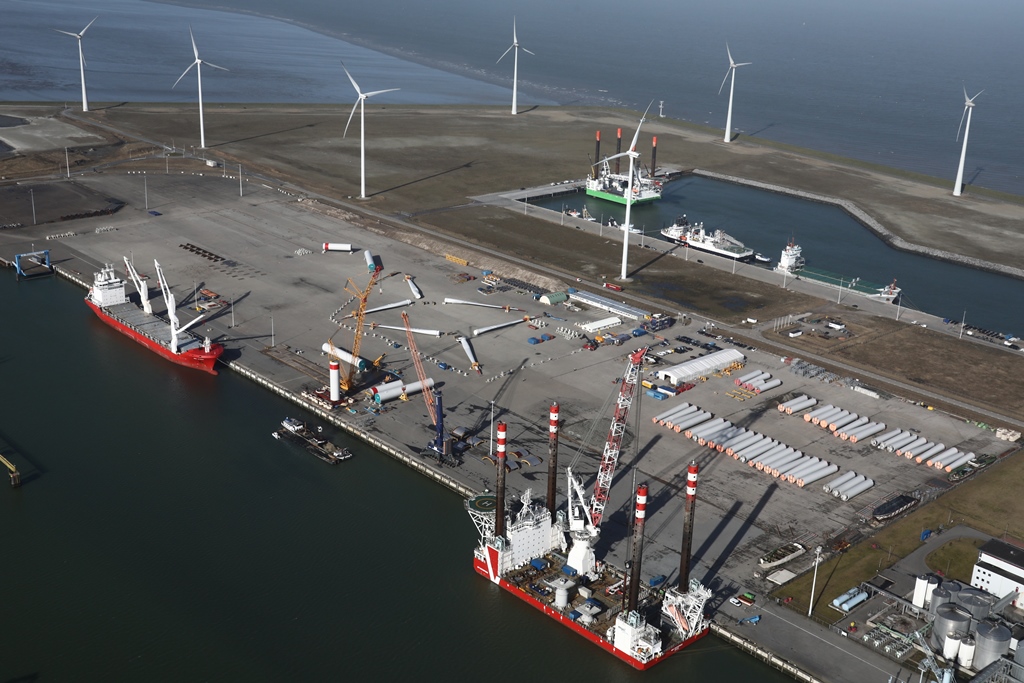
[80,16,98,35]
[173,61,197,89]
[341,61,365,98]
[497,44,514,63]
[627,101,654,151]
[189,25,199,60]
[343,101,360,138]
[204,61,229,72]
[364,88,399,98]
[956,105,969,141]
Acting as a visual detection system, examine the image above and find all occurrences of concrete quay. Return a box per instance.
[1,166,1009,683]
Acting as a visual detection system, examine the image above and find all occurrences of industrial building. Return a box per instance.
[654,348,745,385]
[972,540,1024,609]
[568,290,650,321]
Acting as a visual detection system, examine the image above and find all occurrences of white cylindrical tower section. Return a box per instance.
[329,360,340,402]
[322,242,354,253]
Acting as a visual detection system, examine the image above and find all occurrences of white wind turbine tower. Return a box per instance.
[173,26,228,150]
[597,102,653,281]
[953,86,983,197]
[342,61,399,200]
[53,17,98,112]
[497,18,534,115]
[718,44,751,143]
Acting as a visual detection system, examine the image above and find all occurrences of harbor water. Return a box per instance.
[533,176,1024,335]
[0,272,792,681]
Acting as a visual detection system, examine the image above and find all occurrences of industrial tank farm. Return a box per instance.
[4,170,1011,628]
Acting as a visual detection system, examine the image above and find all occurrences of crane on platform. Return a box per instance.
[400,311,436,424]
[566,345,648,575]
[327,267,381,393]
[909,631,955,683]
[0,453,20,487]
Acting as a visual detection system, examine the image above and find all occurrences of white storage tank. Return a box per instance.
[925,576,940,607]
[958,635,976,669]
[943,632,962,660]
[973,621,1011,670]
[911,575,929,609]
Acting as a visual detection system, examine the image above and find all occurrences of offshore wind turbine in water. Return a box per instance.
[718,44,751,143]
[53,17,98,112]
[173,26,228,150]
[342,61,399,199]
[953,86,983,197]
[496,18,534,115]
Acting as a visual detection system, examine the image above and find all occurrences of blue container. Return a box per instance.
[482,270,493,276]
[646,389,666,400]
[567,287,578,294]
[561,565,578,577]
[568,610,582,621]
[531,558,549,571]
[649,575,667,587]
[632,329,647,337]
[528,337,540,345]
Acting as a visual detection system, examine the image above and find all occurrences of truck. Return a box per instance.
[603,282,623,291]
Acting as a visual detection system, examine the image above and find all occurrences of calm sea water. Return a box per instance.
[0,272,793,681]
[2,0,1019,194]
[534,176,1024,334]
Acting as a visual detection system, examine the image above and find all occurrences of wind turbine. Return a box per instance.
[342,61,399,200]
[718,44,751,143]
[953,86,983,197]
[173,26,228,150]
[53,17,97,112]
[496,18,534,115]
[596,102,653,281]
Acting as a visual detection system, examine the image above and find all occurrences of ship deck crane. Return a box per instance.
[910,631,954,683]
[566,346,648,574]
[328,267,381,393]
[400,311,436,424]
[0,453,20,487]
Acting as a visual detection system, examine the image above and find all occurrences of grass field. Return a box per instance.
[775,449,1023,620]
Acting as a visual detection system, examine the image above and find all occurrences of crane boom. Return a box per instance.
[589,346,648,529]
[329,267,381,392]
[401,311,436,423]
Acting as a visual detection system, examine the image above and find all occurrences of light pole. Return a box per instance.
[808,545,823,617]
[30,188,36,225]
[270,315,275,347]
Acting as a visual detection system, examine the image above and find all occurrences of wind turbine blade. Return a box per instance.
[513,17,518,44]
[969,89,984,102]
[718,68,731,96]
[340,61,362,96]
[735,61,752,67]
[189,25,199,60]
[956,106,968,142]
[204,61,229,72]
[595,152,629,166]
[628,101,653,151]
[343,101,359,138]
[497,44,514,64]
[53,29,78,37]
[363,88,400,98]
[172,61,196,89]
[726,43,734,66]
[80,16,98,35]
[522,47,535,56]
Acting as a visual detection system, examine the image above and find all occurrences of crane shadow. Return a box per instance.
[698,482,779,584]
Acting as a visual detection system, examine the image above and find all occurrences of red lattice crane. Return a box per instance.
[401,311,436,424]
[588,346,648,529]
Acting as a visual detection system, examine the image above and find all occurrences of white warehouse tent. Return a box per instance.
[655,349,745,384]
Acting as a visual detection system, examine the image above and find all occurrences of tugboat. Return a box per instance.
[274,418,350,464]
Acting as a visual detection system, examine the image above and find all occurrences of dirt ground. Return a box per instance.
[3,103,1024,421]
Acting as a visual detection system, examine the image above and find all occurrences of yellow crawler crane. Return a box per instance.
[327,268,381,393]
